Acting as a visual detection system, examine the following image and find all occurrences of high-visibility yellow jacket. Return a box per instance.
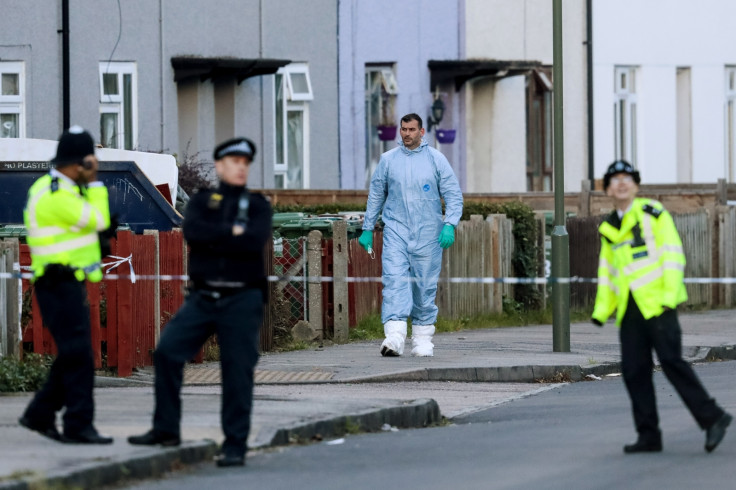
[592,197,687,326]
[23,172,110,282]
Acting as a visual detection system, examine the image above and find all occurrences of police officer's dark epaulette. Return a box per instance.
[50,176,59,192]
[642,203,662,218]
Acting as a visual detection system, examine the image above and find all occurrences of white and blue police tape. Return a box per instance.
[4,271,736,284]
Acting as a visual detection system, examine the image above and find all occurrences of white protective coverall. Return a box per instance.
[363,138,463,356]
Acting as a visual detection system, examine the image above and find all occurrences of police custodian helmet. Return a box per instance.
[603,160,640,190]
[51,125,95,167]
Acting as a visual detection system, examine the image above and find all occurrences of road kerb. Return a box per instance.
[0,441,218,490]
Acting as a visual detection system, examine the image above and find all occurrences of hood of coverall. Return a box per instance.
[398,137,429,155]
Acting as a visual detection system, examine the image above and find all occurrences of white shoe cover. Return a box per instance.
[411,324,435,357]
[380,320,407,356]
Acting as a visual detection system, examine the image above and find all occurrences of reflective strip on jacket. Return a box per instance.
[23,173,110,282]
[591,198,687,326]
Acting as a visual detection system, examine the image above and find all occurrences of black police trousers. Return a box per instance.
[152,288,262,457]
[23,276,95,436]
[620,295,724,442]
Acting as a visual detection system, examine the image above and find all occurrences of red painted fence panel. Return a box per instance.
[20,230,188,377]
[131,233,157,368]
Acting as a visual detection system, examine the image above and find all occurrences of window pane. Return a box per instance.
[365,71,383,187]
[275,74,284,164]
[380,69,399,95]
[103,73,118,95]
[123,74,133,149]
[728,101,734,179]
[1,74,19,96]
[286,110,303,189]
[544,92,553,170]
[0,113,19,138]
[629,69,635,93]
[100,113,118,148]
[290,73,309,95]
[619,100,626,159]
[274,173,285,189]
[613,103,620,160]
[631,103,637,165]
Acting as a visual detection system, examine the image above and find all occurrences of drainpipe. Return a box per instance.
[586,0,594,186]
[159,0,165,151]
[61,0,70,130]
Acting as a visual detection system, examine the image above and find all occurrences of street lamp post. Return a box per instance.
[552,0,570,352]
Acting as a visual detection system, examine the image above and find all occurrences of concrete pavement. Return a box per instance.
[1,309,735,489]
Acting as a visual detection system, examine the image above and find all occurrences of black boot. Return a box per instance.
[61,426,113,445]
[705,412,732,453]
[127,429,181,446]
[215,452,246,467]
[623,436,662,454]
[19,416,62,442]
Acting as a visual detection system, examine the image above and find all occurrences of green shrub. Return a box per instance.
[273,202,366,215]
[461,200,541,308]
[0,353,52,392]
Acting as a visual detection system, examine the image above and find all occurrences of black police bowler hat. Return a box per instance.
[603,160,640,189]
[51,125,95,167]
[213,137,257,162]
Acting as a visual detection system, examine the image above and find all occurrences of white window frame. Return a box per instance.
[274,65,311,189]
[98,62,138,149]
[283,63,313,101]
[0,61,25,139]
[726,66,736,182]
[614,66,638,166]
[364,65,399,187]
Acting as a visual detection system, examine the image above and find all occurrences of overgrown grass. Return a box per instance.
[202,335,311,359]
[271,340,311,353]
[0,353,52,392]
[348,306,592,342]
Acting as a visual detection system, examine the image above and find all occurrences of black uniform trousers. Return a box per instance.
[620,294,723,442]
[152,288,262,457]
[23,276,95,436]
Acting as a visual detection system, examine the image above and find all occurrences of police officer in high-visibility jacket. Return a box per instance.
[592,160,731,454]
[19,126,113,444]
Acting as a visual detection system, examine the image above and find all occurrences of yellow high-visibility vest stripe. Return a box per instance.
[29,232,99,256]
[597,276,620,295]
[660,244,684,254]
[599,258,618,278]
[629,267,663,291]
[27,225,67,239]
[70,203,92,232]
[663,261,685,272]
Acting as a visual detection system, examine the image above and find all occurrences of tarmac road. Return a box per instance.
[125,361,736,490]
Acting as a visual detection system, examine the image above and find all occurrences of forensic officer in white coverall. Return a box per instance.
[359,113,463,357]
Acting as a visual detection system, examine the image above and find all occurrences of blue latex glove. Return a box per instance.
[358,230,373,252]
[438,224,455,249]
